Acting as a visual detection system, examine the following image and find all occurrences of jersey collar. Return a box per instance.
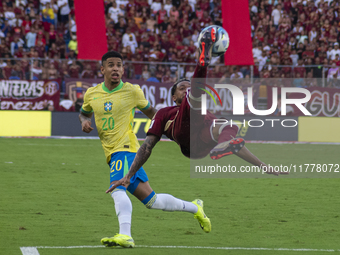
[102,80,124,93]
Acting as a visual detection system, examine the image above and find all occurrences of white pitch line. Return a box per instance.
[20,245,340,253]
[20,247,40,255]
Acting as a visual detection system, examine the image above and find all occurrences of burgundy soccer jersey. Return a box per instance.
[147,93,217,159]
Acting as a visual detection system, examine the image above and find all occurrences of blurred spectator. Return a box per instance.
[159,15,169,32]
[151,0,162,14]
[26,2,37,20]
[60,62,70,79]
[48,105,55,111]
[22,15,32,34]
[4,7,16,24]
[69,15,77,37]
[68,35,78,57]
[2,59,13,79]
[164,0,173,16]
[42,101,49,110]
[10,37,24,56]
[122,28,138,53]
[169,6,179,19]
[305,72,318,87]
[96,62,103,78]
[252,42,263,61]
[147,71,160,82]
[185,65,195,79]
[42,2,55,24]
[107,1,122,24]
[14,46,25,58]
[51,0,59,25]
[312,57,323,80]
[75,94,83,112]
[114,17,127,34]
[290,50,299,66]
[309,26,318,42]
[9,66,22,80]
[40,0,51,11]
[230,67,244,80]
[47,24,57,47]
[81,64,95,78]
[330,43,340,60]
[272,4,282,28]
[210,6,222,26]
[162,70,172,82]
[48,63,58,79]
[57,0,70,24]
[35,35,47,58]
[31,60,43,80]
[25,28,37,48]
[157,4,167,25]
[1,20,11,38]
[41,61,50,79]
[294,59,306,78]
[327,62,339,81]
[146,16,156,30]
[69,60,80,78]
[293,73,305,88]
[56,32,66,58]
[142,65,150,80]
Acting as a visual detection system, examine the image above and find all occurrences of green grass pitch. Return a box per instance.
[0,138,340,255]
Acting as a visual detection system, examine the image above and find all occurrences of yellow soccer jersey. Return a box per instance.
[81,80,150,163]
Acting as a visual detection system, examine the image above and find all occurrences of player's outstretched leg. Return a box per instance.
[148,193,211,233]
[233,146,281,175]
[101,190,135,248]
[134,183,211,233]
[192,199,211,233]
[210,123,242,159]
[198,26,216,67]
[210,136,281,175]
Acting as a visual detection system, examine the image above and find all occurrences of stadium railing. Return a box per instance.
[0,58,337,93]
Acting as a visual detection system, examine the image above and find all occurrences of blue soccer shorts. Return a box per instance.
[108,151,149,194]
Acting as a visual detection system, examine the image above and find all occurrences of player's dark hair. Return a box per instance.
[101,51,123,65]
[171,78,191,96]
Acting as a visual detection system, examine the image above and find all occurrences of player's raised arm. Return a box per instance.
[106,134,160,193]
[79,111,94,133]
[141,106,157,119]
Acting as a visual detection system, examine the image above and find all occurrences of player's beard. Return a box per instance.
[176,95,185,105]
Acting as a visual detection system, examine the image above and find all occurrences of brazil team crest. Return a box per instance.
[104,101,113,112]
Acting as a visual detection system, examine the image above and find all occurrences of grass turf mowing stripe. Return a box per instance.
[20,245,340,252]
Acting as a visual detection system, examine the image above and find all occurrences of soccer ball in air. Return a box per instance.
[198,25,230,57]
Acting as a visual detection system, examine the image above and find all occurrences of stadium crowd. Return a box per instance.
[0,0,340,87]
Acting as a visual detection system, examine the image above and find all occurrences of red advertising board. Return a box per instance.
[0,79,61,110]
[267,86,340,117]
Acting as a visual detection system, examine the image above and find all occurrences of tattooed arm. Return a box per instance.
[79,112,94,133]
[106,134,160,193]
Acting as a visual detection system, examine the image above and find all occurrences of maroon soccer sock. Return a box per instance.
[218,125,239,144]
[193,64,207,79]
[191,65,207,97]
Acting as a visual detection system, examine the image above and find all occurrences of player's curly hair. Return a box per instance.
[171,78,191,96]
[101,51,123,65]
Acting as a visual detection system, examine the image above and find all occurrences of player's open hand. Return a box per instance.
[81,120,94,133]
[106,176,131,193]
